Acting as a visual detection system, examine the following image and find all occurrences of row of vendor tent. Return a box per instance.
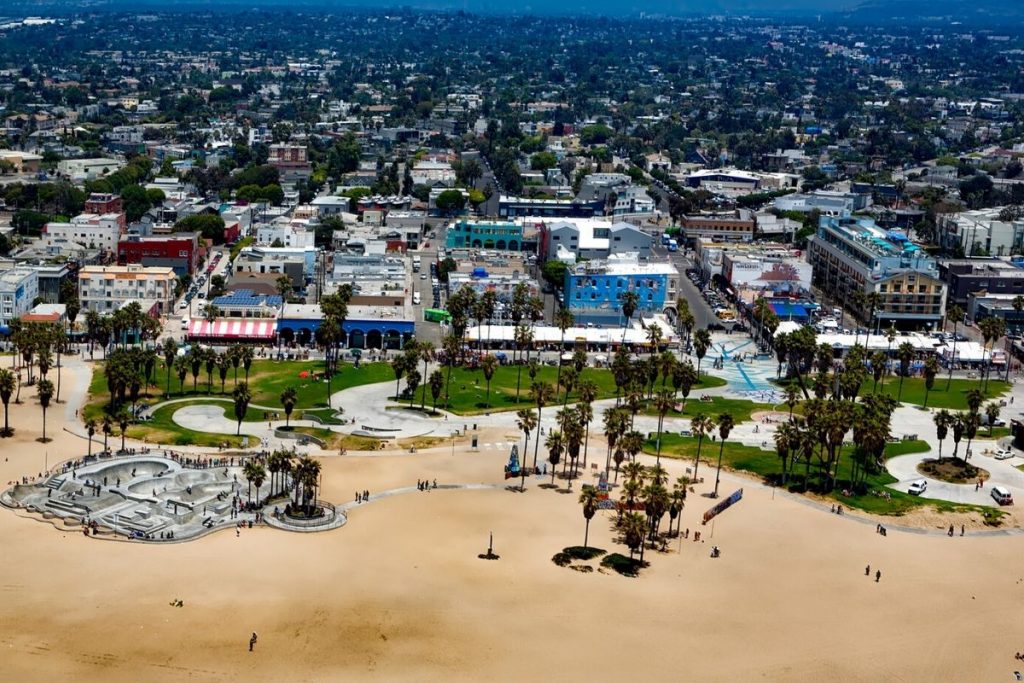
[774,321,1005,365]
[464,317,680,348]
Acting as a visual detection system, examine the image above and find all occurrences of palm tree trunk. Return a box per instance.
[693,436,703,483]
[42,409,46,442]
[532,408,542,469]
[946,324,958,391]
[583,518,590,549]
[520,432,530,491]
[713,439,726,498]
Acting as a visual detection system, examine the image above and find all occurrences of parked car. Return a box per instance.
[908,479,928,496]
[994,449,1014,460]
[991,486,1014,505]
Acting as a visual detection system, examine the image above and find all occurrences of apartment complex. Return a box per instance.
[117,233,200,275]
[0,267,40,328]
[78,264,177,314]
[540,219,652,262]
[807,216,947,330]
[679,211,757,244]
[43,213,125,253]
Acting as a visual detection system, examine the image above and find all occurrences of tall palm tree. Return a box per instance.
[516,408,538,490]
[554,307,575,391]
[693,328,711,378]
[922,356,939,409]
[620,290,640,343]
[712,413,735,498]
[895,341,915,403]
[646,323,663,357]
[603,407,627,482]
[36,378,54,443]
[617,430,644,483]
[545,429,563,486]
[513,324,533,404]
[233,382,251,436]
[653,390,675,467]
[101,413,113,452]
[428,369,445,412]
[530,381,554,470]
[243,460,259,503]
[933,409,952,462]
[280,386,297,427]
[690,413,714,484]
[0,368,14,437]
[576,380,598,470]
[117,409,131,453]
[416,342,435,410]
[391,353,408,400]
[621,511,646,561]
[480,353,498,408]
[985,401,1001,437]
[945,304,965,391]
[579,486,599,550]
[85,418,96,457]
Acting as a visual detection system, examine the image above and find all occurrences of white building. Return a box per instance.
[0,268,39,328]
[43,213,124,253]
[256,222,316,248]
[57,157,124,181]
[411,159,456,188]
[78,264,176,314]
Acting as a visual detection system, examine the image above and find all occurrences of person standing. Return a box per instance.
[249,632,258,651]
[875,570,881,583]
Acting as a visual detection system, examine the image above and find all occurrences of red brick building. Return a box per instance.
[85,193,124,215]
[117,233,200,276]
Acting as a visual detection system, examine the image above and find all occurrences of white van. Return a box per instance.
[991,486,1014,506]
[180,317,189,331]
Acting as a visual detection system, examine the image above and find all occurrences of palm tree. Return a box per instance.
[620,290,640,343]
[530,381,554,470]
[870,350,888,392]
[950,413,966,463]
[117,409,130,453]
[783,383,801,421]
[667,479,687,537]
[36,378,54,443]
[240,346,255,384]
[428,369,444,412]
[280,387,297,427]
[693,328,711,378]
[621,511,646,561]
[480,353,498,408]
[554,307,575,391]
[217,353,229,393]
[933,409,952,462]
[391,353,408,400]
[646,323,663,357]
[922,356,939,409]
[690,413,714,484]
[233,382,251,436]
[895,342,915,403]
[945,304,965,391]
[85,418,96,457]
[576,380,598,470]
[516,408,538,490]
[243,460,259,503]
[101,414,113,452]
[985,401,1001,437]
[617,430,644,482]
[416,342,434,410]
[579,486,599,550]
[0,368,14,437]
[653,390,675,467]
[712,413,735,498]
[513,324,533,404]
[405,368,421,408]
[603,407,627,482]
[545,429,563,486]
[175,359,188,395]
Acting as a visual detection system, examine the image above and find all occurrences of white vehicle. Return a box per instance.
[908,479,928,496]
[178,300,188,310]
[992,486,1014,505]
[412,292,421,305]
[994,449,1014,460]
[180,318,189,331]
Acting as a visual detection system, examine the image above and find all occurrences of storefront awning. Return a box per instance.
[188,319,277,339]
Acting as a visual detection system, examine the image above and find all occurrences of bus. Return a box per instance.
[424,308,452,323]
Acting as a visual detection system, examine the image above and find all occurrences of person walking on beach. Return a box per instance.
[865,564,870,576]
[249,632,258,651]
[875,570,881,583]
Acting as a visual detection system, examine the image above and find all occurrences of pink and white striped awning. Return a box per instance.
[188,319,277,339]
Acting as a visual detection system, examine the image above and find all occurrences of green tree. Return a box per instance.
[36,378,54,443]
[280,387,297,427]
[233,382,251,435]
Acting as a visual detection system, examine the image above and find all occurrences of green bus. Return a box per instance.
[424,308,452,323]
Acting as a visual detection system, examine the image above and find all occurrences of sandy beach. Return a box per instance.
[2,379,1023,683]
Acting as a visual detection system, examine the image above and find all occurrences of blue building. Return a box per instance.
[277,303,415,349]
[562,255,680,326]
[446,220,524,251]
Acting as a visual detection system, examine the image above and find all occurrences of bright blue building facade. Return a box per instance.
[563,261,679,326]
[445,220,524,251]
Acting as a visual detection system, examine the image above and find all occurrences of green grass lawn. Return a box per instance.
[86,359,394,421]
[408,364,726,415]
[639,433,996,517]
[862,377,1009,410]
[642,396,773,423]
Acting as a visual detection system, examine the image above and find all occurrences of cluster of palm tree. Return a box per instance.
[932,389,1000,464]
[611,463,689,562]
[83,302,162,358]
[164,341,254,397]
[313,287,353,408]
[390,339,446,410]
[240,449,323,516]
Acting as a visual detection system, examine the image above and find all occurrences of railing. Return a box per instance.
[281,500,337,528]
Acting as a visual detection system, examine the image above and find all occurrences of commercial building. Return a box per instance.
[43,213,125,253]
[938,258,1024,306]
[540,219,652,262]
[445,251,539,305]
[277,302,415,349]
[938,208,1024,257]
[562,253,679,326]
[84,193,124,215]
[807,216,947,330]
[446,220,524,251]
[267,143,311,181]
[57,157,124,180]
[695,240,812,298]
[78,264,176,314]
[498,195,602,219]
[117,233,200,275]
[0,267,40,329]
[210,289,282,318]
[679,211,756,244]
[773,190,871,216]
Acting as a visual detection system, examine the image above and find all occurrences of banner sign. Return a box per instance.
[702,488,743,525]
